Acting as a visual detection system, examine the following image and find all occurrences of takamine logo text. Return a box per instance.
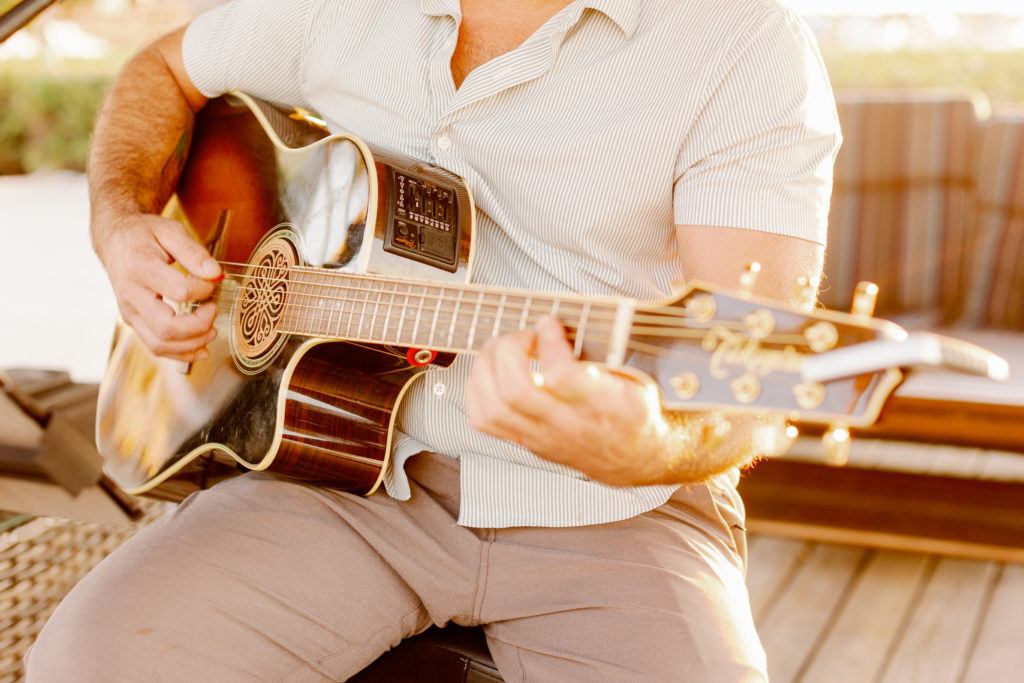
[702,327,806,379]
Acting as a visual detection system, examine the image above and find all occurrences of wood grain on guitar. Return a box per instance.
[95,93,1009,502]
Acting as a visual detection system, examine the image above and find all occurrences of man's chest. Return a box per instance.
[450,1,572,88]
[450,0,577,87]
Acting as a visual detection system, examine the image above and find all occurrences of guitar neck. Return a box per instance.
[277,267,628,358]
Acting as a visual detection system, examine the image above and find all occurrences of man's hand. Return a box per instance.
[466,316,670,486]
[96,211,222,363]
[87,26,216,362]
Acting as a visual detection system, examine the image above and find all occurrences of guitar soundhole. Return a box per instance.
[232,234,298,372]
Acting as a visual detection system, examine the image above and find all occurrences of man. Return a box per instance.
[28,0,840,680]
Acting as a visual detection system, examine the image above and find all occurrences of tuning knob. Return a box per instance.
[793,275,818,311]
[739,262,761,298]
[822,424,851,466]
[753,422,799,457]
[851,282,879,318]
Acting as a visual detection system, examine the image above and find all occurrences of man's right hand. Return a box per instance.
[97,211,223,363]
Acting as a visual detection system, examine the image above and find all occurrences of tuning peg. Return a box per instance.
[739,262,761,298]
[754,422,799,457]
[851,282,879,317]
[684,294,717,323]
[822,424,851,466]
[793,275,817,310]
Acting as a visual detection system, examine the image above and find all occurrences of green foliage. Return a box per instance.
[0,72,109,174]
[823,49,1024,105]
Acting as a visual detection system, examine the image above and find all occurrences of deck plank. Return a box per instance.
[745,535,809,621]
[879,557,998,683]
[962,565,1024,683]
[756,543,867,683]
[798,551,931,683]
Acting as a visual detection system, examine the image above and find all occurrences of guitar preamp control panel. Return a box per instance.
[384,168,461,272]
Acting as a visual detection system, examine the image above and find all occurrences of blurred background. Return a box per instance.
[1,0,1023,381]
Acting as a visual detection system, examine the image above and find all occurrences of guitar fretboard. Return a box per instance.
[277,267,622,357]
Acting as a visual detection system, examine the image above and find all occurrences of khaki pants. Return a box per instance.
[26,452,766,682]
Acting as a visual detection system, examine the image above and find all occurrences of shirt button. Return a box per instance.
[432,382,446,397]
[436,133,452,150]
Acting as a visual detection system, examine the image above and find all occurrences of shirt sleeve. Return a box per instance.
[182,0,317,108]
[673,8,842,246]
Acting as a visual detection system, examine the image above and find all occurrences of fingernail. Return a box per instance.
[195,349,209,361]
[207,329,218,342]
[201,258,221,279]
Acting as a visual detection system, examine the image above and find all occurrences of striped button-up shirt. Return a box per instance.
[183,0,841,528]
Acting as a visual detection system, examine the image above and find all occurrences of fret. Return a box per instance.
[410,284,425,347]
[356,279,370,341]
[370,281,385,342]
[492,293,508,340]
[447,289,465,348]
[519,295,532,331]
[317,270,330,337]
[307,270,319,336]
[281,268,296,332]
[573,301,591,359]
[429,285,444,348]
[393,281,408,345]
[276,265,293,331]
[294,270,310,335]
[466,290,486,351]
[549,298,560,320]
[325,273,340,339]
[345,276,357,340]
[382,280,396,343]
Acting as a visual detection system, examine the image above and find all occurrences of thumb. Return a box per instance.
[152,218,222,281]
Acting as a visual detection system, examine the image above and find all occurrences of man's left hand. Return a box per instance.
[465,316,667,486]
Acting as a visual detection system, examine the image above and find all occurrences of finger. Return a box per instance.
[484,329,539,396]
[142,259,218,305]
[535,315,574,366]
[126,309,218,359]
[137,296,218,343]
[535,315,593,401]
[466,350,543,441]
[152,219,222,281]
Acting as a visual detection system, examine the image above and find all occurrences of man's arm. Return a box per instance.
[89,26,219,363]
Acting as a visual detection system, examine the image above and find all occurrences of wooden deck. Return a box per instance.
[748,533,1024,683]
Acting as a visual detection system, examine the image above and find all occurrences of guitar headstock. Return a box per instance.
[624,267,1007,464]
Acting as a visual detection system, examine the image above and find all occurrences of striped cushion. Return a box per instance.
[821,90,987,318]
[955,111,1024,330]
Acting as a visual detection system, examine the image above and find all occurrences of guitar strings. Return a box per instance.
[200,273,821,388]
[210,262,815,347]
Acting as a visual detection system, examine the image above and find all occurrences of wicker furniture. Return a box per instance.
[0,506,167,682]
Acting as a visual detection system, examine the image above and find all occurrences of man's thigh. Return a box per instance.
[26,466,479,682]
[482,481,766,682]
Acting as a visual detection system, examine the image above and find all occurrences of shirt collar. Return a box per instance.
[421,0,641,39]
[582,0,641,38]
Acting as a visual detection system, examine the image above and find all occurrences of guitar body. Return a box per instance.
[97,93,474,500]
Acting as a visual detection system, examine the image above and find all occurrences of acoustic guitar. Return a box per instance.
[95,92,1009,503]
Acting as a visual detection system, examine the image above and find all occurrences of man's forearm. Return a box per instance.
[88,30,198,261]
